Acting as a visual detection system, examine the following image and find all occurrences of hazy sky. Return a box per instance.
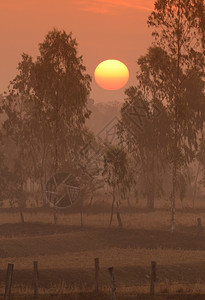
[0,0,154,103]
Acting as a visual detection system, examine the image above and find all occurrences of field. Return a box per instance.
[0,200,205,299]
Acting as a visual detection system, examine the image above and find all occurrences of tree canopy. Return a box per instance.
[1,29,92,209]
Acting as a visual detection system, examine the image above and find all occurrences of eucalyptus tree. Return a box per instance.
[146,0,205,231]
[2,29,92,211]
[30,29,91,172]
[119,82,171,210]
[102,145,131,227]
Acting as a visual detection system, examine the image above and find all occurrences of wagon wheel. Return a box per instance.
[45,172,80,208]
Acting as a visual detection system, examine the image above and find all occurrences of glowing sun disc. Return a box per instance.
[94,59,129,91]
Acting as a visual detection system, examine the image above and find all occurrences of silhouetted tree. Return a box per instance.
[29,29,91,172]
[102,145,131,228]
[119,84,171,210]
[147,0,205,231]
[2,29,92,214]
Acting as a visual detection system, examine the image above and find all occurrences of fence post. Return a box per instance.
[4,263,14,300]
[150,261,156,296]
[108,267,116,300]
[33,261,39,298]
[94,258,99,292]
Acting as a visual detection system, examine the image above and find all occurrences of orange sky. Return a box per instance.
[0,0,154,103]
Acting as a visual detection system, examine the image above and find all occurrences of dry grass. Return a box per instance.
[0,247,204,271]
[0,281,205,298]
[0,207,205,230]
[0,200,205,298]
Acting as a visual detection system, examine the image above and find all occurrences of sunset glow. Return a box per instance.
[94,59,129,90]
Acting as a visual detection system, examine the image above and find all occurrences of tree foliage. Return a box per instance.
[103,145,131,226]
[119,0,205,216]
[1,29,92,208]
[119,84,171,209]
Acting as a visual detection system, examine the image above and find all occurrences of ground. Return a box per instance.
[0,203,205,299]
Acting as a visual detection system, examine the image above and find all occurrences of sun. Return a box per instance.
[94,59,129,91]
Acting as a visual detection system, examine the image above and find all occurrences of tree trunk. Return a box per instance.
[146,153,155,211]
[109,187,115,227]
[20,209,25,224]
[116,211,123,228]
[80,207,83,227]
[88,193,93,206]
[192,162,200,209]
[171,0,181,233]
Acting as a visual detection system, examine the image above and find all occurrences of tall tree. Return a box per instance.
[2,29,92,209]
[119,83,171,210]
[31,29,91,172]
[147,0,205,231]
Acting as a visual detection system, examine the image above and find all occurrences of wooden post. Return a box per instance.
[4,263,14,300]
[94,258,99,293]
[33,261,39,298]
[150,261,156,296]
[108,267,116,300]
[197,218,203,236]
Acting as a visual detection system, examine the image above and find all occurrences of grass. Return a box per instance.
[0,202,205,298]
[1,285,205,299]
[1,207,205,229]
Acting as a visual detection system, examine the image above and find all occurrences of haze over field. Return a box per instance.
[0,0,205,299]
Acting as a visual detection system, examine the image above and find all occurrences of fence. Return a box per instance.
[1,258,187,300]
[1,218,205,299]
